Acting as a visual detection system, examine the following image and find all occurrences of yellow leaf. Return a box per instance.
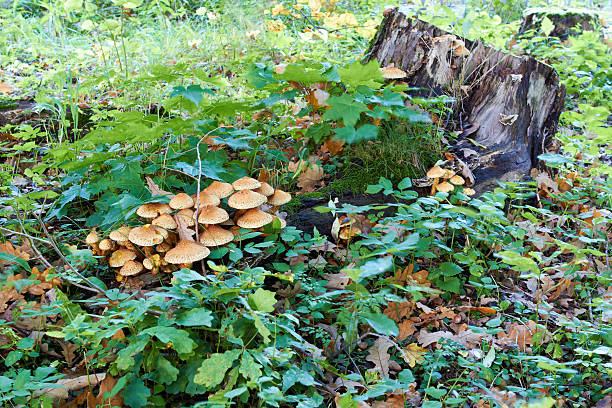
[403,343,426,367]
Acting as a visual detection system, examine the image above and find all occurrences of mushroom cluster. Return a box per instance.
[426,165,474,196]
[86,177,291,281]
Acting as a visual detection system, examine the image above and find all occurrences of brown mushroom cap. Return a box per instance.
[436,181,454,193]
[191,191,221,207]
[254,182,274,197]
[267,190,291,206]
[85,230,99,245]
[169,193,194,210]
[156,242,172,253]
[164,240,210,264]
[136,202,172,218]
[197,206,229,225]
[128,225,164,246]
[203,181,234,198]
[109,226,131,243]
[232,176,261,191]
[339,226,362,240]
[199,225,234,246]
[228,190,267,210]
[152,213,178,230]
[109,249,137,268]
[237,208,274,229]
[380,66,407,79]
[98,239,114,252]
[463,187,476,196]
[176,209,196,227]
[449,175,465,186]
[119,260,144,277]
[426,166,446,179]
[143,258,154,270]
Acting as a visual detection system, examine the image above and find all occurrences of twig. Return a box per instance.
[0,225,53,245]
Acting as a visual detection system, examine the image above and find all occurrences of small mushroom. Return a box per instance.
[436,181,454,193]
[463,187,476,196]
[109,249,137,268]
[98,239,115,256]
[203,181,234,198]
[85,230,100,254]
[109,226,131,245]
[380,66,407,80]
[228,190,267,210]
[199,225,234,247]
[176,209,196,227]
[254,182,274,197]
[136,202,172,219]
[128,225,164,247]
[164,215,210,265]
[191,191,221,207]
[232,176,261,191]
[266,189,291,212]
[196,205,230,225]
[169,192,194,210]
[426,166,446,195]
[236,208,273,229]
[449,175,465,186]
[152,213,178,230]
[119,260,144,277]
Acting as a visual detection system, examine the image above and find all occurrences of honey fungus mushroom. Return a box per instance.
[231,176,261,191]
[196,206,233,247]
[236,208,273,229]
[203,181,234,198]
[109,249,137,268]
[254,182,274,197]
[169,192,194,210]
[85,230,100,254]
[227,190,267,210]
[136,202,172,219]
[164,215,210,267]
[267,189,291,212]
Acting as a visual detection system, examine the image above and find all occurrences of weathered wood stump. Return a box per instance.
[518,8,600,39]
[365,8,566,193]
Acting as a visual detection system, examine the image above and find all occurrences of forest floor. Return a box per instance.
[0,1,610,408]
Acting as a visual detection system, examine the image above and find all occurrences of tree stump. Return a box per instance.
[365,8,566,193]
[518,8,600,39]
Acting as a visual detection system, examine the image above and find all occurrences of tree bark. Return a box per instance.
[518,8,600,40]
[365,9,566,193]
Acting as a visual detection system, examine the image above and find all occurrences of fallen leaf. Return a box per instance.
[324,272,350,290]
[321,137,345,157]
[383,302,414,322]
[297,163,325,192]
[96,374,124,407]
[0,81,13,94]
[366,337,394,378]
[402,343,426,367]
[397,320,417,341]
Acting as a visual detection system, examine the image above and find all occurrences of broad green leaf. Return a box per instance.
[0,252,30,272]
[333,125,378,143]
[362,312,399,337]
[239,351,262,380]
[175,308,213,327]
[248,288,276,313]
[253,315,271,343]
[194,350,241,388]
[121,378,150,408]
[141,326,195,355]
[282,365,316,392]
[540,16,555,36]
[323,94,367,127]
[338,60,383,90]
[155,356,179,385]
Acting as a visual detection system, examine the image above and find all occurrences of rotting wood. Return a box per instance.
[518,8,600,40]
[365,8,566,193]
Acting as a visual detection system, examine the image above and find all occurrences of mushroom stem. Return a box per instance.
[430,178,439,196]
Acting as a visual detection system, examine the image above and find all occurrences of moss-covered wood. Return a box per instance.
[518,8,600,39]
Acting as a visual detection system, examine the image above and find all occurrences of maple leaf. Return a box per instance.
[366,337,393,378]
[322,94,367,127]
[333,125,378,144]
[402,343,426,367]
[337,60,384,90]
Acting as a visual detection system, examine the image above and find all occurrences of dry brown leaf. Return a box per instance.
[321,138,345,157]
[58,340,79,366]
[383,302,414,322]
[324,272,350,290]
[417,328,485,349]
[297,163,325,192]
[366,337,393,378]
[0,241,31,266]
[0,81,13,94]
[96,374,124,407]
[0,287,23,313]
[397,320,417,341]
[497,320,540,352]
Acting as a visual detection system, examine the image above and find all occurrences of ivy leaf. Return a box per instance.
[248,288,276,313]
[141,326,195,355]
[155,356,179,385]
[323,94,367,127]
[194,350,241,388]
[282,365,316,392]
[175,308,213,327]
[333,125,378,143]
[338,60,384,90]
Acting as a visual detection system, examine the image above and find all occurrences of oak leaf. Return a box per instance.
[366,337,393,378]
[402,343,426,367]
[297,163,324,192]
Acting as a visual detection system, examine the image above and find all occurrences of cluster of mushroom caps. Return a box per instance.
[85,177,291,281]
[426,165,475,196]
